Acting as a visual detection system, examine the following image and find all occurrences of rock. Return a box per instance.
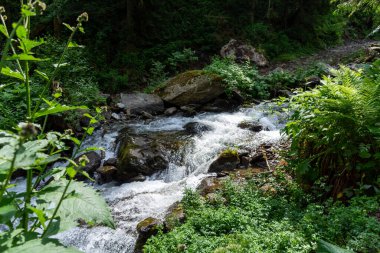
[241,156,251,168]
[251,151,265,165]
[164,202,186,232]
[96,166,117,183]
[111,113,121,120]
[141,111,154,120]
[180,105,197,117]
[116,103,126,110]
[74,151,102,177]
[103,158,118,167]
[197,177,223,196]
[238,121,263,132]
[208,149,240,173]
[158,70,225,107]
[278,89,293,97]
[305,76,321,88]
[116,132,169,181]
[120,92,164,115]
[220,39,268,67]
[135,217,161,253]
[183,122,212,135]
[128,173,146,182]
[164,107,177,116]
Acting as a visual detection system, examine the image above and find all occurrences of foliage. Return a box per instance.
[0,2,113,251]
[283,61,380,197]
[0,0,352,90]
[204,57,269,99]
[144,48,198,93]
[145,172,380,252]
[35,36,103,107]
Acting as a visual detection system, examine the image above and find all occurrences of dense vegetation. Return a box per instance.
[145,61,380,252]
[0,0,379,252]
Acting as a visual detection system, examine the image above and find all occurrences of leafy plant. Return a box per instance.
[145,172,380,252]
[204,57,269,99]
[0,2,113,251]
[283,62,380,198]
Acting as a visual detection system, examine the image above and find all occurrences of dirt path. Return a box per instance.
[262,39,379,74]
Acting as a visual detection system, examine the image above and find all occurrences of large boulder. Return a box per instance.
[119,92,164,115]
[157,70,225,107]
[116,132,169,181]
[220,39,268,67]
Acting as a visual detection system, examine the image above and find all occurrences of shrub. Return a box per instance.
[284,61,380,198]
[204,57,269,99]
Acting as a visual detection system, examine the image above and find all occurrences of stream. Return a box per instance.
[56,103,286,252]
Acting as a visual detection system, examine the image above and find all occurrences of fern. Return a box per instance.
[284,60,380,198]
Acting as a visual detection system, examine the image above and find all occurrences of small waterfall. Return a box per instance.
[56,103,286,252]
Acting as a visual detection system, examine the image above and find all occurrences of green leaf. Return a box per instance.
[34,105,88,119]
[0,139,50,171]
[13,24,27,39]
[19,38,45,53]
[35,70,49,81]
[4,238,81,253]
[38,179,115,232]
[7,54,46,62]
[21,6,36,17]
[66,167,77,179]
[316,240,354,253]
[1,67,25,81]
[83,127,94,135]
[0,204,17,224]
[0,24,9,38]
[62,23,74,32]
[53,63,69,68]
[27,206,47,229]
[68,41,84,48]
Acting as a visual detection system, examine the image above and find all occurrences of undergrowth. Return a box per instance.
[144,171,380,253]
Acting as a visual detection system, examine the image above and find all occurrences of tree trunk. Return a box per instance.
[126,0,134,33]
[53,15,62,38]
[250,0,256,24]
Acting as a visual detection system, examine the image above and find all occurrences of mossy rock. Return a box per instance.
[157,70,225,106]
[208,149,240,173]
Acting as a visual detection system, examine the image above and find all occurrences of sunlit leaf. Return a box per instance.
[19,38,45,53]
[13,24,27,39]
[38,179,114,232]
[27,206,47,229]
[62,23,74,32]
[68,41,84,48]
[0,24,9,38]
[34,105,88,118]
[7,54,47,62]
[35,70,49,81]
[0,67,25,81]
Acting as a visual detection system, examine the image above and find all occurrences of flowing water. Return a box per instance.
[56,103,286,252]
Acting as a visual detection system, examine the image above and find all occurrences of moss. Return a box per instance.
[137,217,160,231]
[220,148,239,158]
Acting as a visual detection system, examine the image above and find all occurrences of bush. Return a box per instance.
[284,61,380,197]
[204,57,269,99]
